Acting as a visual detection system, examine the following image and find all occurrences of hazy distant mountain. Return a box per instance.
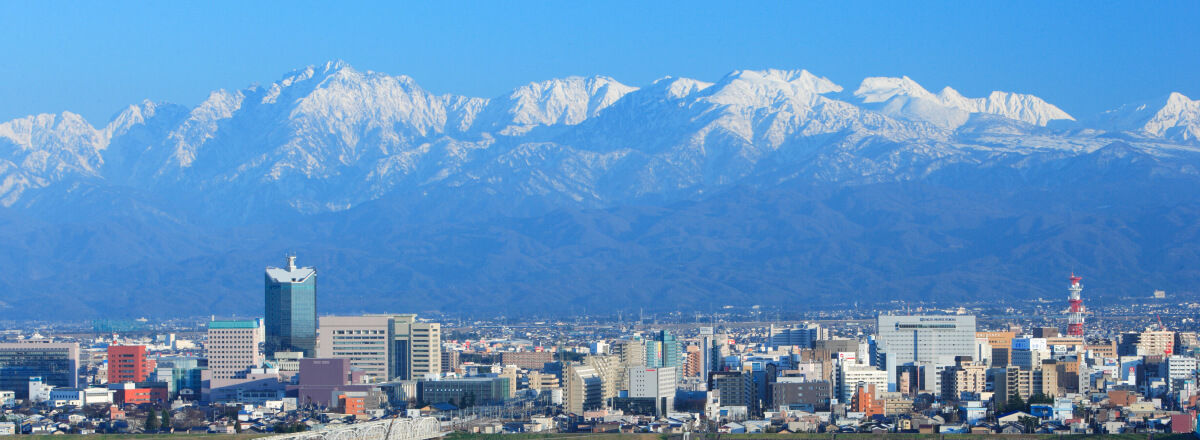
[2,61,1200,319]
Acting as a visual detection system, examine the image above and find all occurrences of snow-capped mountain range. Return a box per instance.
[4,61,1200,319]
[2,61,1197,221]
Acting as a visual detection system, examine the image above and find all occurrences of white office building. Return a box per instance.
[629,366,676,416]
[876,315,977,392]
[835,361,888,403]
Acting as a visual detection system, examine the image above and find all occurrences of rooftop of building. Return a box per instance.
[265,255,316,284]
[210,320,260,329]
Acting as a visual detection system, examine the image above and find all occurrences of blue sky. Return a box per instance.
[1,1,1196,123]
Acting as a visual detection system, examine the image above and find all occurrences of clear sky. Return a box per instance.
[1,1,1197,123]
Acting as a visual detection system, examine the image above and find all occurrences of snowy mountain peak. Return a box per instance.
[474,75,637,135]
[856,76,932,103]
[853,76,1073,128]
[105,100,165,139]
[702,69,843,111]
[723,69,843,95]
[648,76,714,99]
[1096,92,1200,143]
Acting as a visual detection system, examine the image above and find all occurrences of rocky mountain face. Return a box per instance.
[2,61,1200,319]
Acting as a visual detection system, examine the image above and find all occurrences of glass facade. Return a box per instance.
[647,330,680,369]
[391,339,411,380]
[265,267,317,358]
[0,344,78,399]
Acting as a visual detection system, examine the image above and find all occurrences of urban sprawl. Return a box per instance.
[3,256,1200,437]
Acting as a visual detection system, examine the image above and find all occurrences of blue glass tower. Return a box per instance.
[647,330,680,369]
[265,255,317,358]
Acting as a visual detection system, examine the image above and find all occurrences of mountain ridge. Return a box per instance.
[2,62,1200,319]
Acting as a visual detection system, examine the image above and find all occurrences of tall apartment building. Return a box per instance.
[207,320,263,380]
[684,346,703,378]
[769,323,825,349]
[265,255,317,357]
[990,366,1053,407]
[584,354,622,403]
[564,363,604,414]
[441,350,460,374]
[0,342,79,399]
[628,366,676,416]
[610,338,646,390]
[107,345,154,384]
[316,314,441,381]
[710,370,754,408]
[939,357,987,400]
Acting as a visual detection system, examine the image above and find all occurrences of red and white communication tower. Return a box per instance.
[1067,274,1085,336]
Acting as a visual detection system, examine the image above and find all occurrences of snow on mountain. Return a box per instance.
[1093,92,1200,143]
[0,112,106,205]
[853,76,1074,128]
[0,62,1195,221]
[472,76,637,135]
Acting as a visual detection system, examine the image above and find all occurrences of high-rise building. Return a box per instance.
[265,255,317,358]
[107,345,154,384]
[610,338,647,391]
[388,314,441,380]
[440,350,460,374]
[628,366,676,416]
[710,370,754,408]
[939,357,987,401]
[646,330,680,369]
[877,315,976,391]
[564,363,604,414]
[317,315,390,380]
[207,320,263,380]
[769,323,825,349]
[611,338,646,367]
[317,314,441,381]
[877,315,977,366]
[0,342,79,400]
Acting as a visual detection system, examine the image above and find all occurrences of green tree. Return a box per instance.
[234,422,243,434]
[1002,393,1026,414]
[1028,393,1054,405]
[161,409,171,429]
[145,408,160,432]
[1017,415,1039,433]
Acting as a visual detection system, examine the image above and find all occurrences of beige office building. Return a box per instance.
[318,315,391,380]
[207,320,263,380]
[317,314,441,381]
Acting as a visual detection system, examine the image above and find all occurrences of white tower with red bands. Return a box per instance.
[1067,274,1085,336]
